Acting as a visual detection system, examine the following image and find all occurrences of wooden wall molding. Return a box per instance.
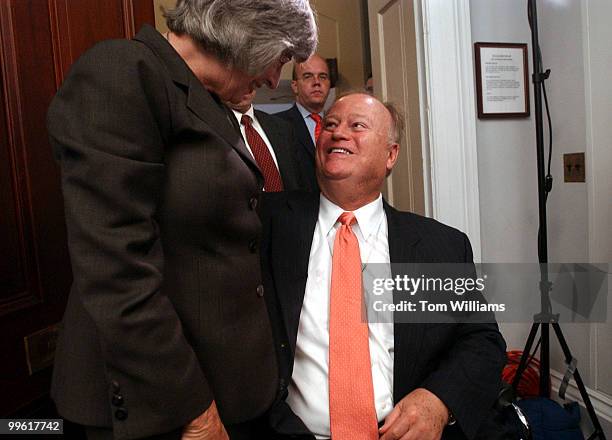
[122,0,136,37]
[419,0,482,261]
[48,0,71,89]
[0,1,43,314]
[1,0,155,416]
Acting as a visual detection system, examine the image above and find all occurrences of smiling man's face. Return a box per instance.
[316,93,399,202]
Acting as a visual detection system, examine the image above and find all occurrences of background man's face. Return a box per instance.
[291,55,331,113]
[316,94,399,195]
[365,76,374,94]
[230,89,256,113]
[221,53,290,106]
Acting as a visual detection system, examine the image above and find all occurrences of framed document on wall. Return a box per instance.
[475,42,530,118]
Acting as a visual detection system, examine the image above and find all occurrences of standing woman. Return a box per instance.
[47,1,317,439]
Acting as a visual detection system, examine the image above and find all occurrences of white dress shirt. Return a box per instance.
[232,105,280,170]
[287,193,395,439]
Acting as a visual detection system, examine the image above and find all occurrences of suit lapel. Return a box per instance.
[185,79,260,172]
[289,105,315,159]
[133,25,260,174]
[271,194,319,353]
[256,110,296,189]
[385,201,420,263]
[256,111,286,167]
[384,202,427,401]
[255,110,278,142]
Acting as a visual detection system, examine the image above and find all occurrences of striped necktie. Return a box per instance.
[241,114,283,192]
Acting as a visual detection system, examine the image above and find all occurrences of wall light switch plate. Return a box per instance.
[563,153,585,182]
[24,324,59,375]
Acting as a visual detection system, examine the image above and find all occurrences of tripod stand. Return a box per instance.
[511,1,607,439]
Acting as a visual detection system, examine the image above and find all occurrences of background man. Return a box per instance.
[262,93,506,440]
[365,74,374,94]
[229,90,306,192]
[275,54,332,192]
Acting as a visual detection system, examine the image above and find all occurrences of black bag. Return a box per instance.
[517,398,583,440]
[473,382,532,440]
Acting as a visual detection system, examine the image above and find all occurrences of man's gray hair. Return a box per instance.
[384,102,404,145]
[164,0,317,75]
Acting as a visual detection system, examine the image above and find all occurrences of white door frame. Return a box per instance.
[416,0,482,261]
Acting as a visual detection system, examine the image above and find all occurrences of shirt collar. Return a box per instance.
[232,105,255,125]
[296,102,323,120]
[318,193,384,241]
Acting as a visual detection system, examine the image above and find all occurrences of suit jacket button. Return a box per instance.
[249,240,258,253]
[112,394,124,407]
[249,197,258,210]
[256,285,264,297]
[110,380,120,393]
[115,408,128,421]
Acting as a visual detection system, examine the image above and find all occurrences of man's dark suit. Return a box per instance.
[253,109,306,191]
[48,25,278,439]
[274,105,318,192]
[261,192,506,440]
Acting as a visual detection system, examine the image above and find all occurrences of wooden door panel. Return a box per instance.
[0,0,154,416]
[0,76,27,302]
[310,0,367,92]
[48,0,156,78]
[0,1,43,316]
[368,0,425,215]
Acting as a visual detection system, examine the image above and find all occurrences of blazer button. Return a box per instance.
[249,197,258,210]
[115,408,128,421]
[256,285,264,297]
[249,240,258,253]
[110,380,120,393]
[112,394,124,407]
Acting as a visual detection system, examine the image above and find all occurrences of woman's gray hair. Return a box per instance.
[164,0,317,75]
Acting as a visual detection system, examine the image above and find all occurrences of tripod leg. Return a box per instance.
[512,323,540,392]
[541,323,551,396]
[552,323,607,440]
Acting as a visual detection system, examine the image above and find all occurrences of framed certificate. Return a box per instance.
[474,42,530,118]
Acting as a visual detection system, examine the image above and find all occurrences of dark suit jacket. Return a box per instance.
[274,105,318,192]
[48,25,278,440]
[260,192,506,440]
[254,109,306,192]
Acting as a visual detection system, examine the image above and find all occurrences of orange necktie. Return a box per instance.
[310,112,322,143]
[328,212,378,440]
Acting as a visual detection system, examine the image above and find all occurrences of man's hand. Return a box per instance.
[379,388,449,440]
[182,401,229,440]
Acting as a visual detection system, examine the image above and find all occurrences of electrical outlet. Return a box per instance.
[563,153,585,182]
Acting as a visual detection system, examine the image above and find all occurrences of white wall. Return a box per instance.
[470,0,539,358]
[581,0,612,426]
[537,0,592,391]
[469,0,611,433]
[470,1,538,264]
